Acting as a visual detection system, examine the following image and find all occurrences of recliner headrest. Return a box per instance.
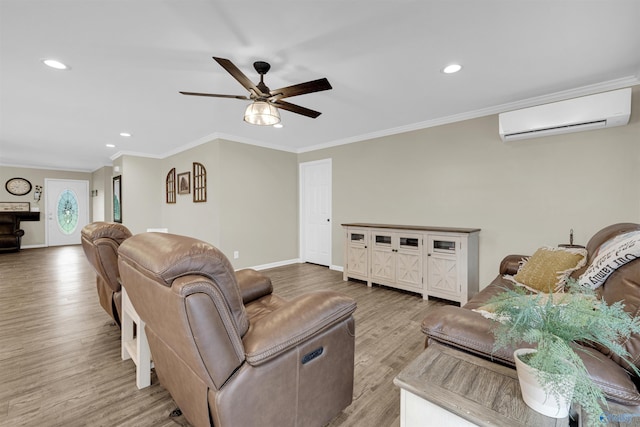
[118,232,238,289]
[81,221,132,244]
[118,232,248,336]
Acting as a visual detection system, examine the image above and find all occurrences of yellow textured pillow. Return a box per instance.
[511,246,587,293]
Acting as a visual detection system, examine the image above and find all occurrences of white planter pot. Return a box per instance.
[513,348,574,418]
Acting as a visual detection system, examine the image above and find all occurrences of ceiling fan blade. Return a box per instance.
[179,91,249,100]
[212,57,268,97]
[270,78,332,101]
[272,100,322,118]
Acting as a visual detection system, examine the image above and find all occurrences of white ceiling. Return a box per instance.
[1,0,639,172]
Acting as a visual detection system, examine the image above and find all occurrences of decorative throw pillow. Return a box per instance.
[506,246,587,293]
[473,292,582,320]
[579,231,640,289]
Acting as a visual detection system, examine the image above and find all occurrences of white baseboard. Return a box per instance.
[249,258,302,271]
[240,259,344,272]
[21,244,47,249]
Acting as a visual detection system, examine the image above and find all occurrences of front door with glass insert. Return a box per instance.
[45,179,89,246]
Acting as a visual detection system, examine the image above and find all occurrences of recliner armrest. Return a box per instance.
[421,305,515,365]
[236,269,273,304]
[499,254,527,275]
[243,291,357,365]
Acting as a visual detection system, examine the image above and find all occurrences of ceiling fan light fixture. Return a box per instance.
[244,101,280,126]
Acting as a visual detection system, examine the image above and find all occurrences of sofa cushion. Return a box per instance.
[473,292,581,321]
[463,275,516,310]
[579,231,640,290]
[508,246,587,293]
[595,259,640,372]
[422,285,640,405]
[574,345,640,405]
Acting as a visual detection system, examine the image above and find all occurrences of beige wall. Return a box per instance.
[115,138,299,269]
[298,86,640,287]
[90,166,112,222]
[0,166,92,247]
[116,155,163,234]
[160,141,221,245]
[218,139,298,267]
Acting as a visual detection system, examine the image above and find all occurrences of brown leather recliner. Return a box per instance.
[0,213,25,252]
[118,232,357,427]
[81,221,132,327]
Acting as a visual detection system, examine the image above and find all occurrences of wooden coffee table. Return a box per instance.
[395,342,640,427]
[394,342,569,426]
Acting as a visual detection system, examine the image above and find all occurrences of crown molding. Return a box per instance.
[298,75,640,154]
[114,75,640,159]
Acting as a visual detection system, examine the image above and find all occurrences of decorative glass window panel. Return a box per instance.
[57,189,79,234]
[166,168,176,203]
[193,162,207,203]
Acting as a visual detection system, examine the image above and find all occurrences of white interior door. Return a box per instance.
[45,179,90,246]
[300,159,332,266]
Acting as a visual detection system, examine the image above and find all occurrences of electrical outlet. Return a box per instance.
[233,251,239,259]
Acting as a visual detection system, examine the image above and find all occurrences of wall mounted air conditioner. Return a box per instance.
[499,88,631,142]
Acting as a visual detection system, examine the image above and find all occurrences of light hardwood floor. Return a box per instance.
[0,246,449,427]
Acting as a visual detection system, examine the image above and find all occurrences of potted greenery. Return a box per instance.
[484,279,640,425]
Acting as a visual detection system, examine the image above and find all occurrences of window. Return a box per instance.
[57,189,79,234]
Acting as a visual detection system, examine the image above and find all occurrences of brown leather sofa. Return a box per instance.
[422,223,640,407]
[118,232,358,427]
[0,213,25,252]
[81,221,132,327]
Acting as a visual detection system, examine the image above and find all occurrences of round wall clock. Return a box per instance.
[5,177,32,196]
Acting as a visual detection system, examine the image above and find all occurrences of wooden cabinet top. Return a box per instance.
[342,223,480,234]
[394,342,566,427]
[0,211,40,221]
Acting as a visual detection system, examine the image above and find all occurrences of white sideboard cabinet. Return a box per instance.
[343,223,480,305]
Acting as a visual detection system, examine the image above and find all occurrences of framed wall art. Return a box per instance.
[177,172,190,195]
[0,201,30,212]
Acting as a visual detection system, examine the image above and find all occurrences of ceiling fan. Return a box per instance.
[180,57,332,125]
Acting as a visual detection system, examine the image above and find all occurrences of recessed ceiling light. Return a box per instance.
[106,144,116,148]
[442,64,462,74]
[119,132,131,137]
[42,59,69,70]
[273,123,283,129]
